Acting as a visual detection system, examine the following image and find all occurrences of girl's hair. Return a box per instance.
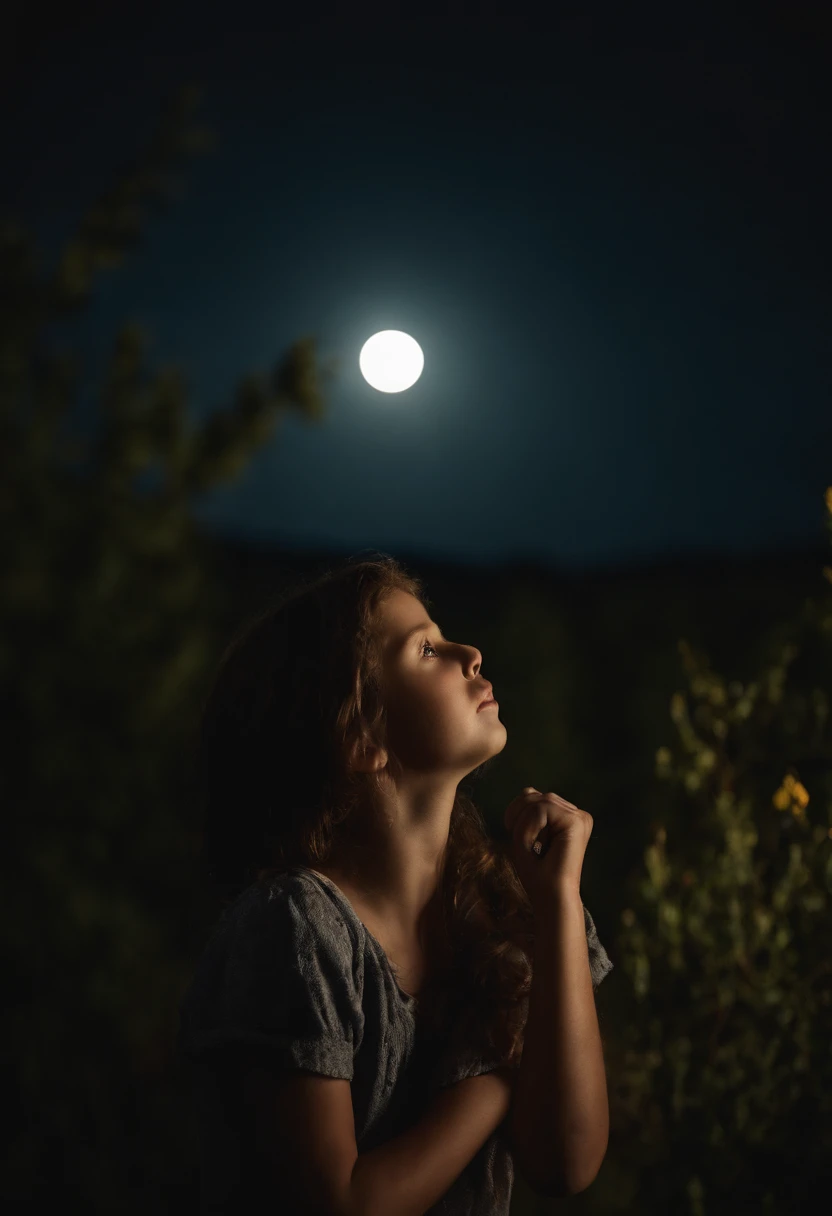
[196,552,534,1067]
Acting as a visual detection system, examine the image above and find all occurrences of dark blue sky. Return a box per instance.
[4,5,830,570]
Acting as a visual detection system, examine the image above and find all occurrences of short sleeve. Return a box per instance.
[582,902,614,990]
[177,876,364,1079]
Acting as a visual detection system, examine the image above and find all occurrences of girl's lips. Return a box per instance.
[477,698,498,710]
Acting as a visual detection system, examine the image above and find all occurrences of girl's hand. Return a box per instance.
[503,786,593,912]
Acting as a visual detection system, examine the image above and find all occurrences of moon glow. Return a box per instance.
[359,330,424,393]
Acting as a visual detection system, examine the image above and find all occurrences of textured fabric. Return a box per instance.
[177,865,614,1214]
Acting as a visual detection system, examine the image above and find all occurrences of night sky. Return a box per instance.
[4,5,830,571]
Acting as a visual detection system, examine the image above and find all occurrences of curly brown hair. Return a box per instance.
[196,552,535,1068]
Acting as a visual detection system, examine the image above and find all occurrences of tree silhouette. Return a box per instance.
[0,85,338,1208]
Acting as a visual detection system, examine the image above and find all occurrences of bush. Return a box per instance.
[597,494,832,1214]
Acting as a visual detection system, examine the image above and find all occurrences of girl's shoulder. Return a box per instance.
[213,865,362,957]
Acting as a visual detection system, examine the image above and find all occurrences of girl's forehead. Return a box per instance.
[378,589,426,627]
[377,590,436,648]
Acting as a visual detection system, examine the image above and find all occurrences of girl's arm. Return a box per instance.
[348,1065,514,1216]
[508,884,609,1197]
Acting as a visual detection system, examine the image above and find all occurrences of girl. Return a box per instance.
[178,554,613,1214]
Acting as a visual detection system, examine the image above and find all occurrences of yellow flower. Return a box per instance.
[791,781,809,809]
[772,774,810,816]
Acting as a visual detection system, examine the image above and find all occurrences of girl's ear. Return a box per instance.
[347,735,388,775]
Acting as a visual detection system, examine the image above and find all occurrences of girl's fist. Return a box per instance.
[503,786,593,911]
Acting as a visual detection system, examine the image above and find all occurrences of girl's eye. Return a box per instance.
[421,640,438,658]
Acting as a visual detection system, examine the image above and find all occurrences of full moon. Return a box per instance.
[359,330,424,393]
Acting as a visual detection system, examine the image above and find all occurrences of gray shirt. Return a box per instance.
[177,865,613,1214]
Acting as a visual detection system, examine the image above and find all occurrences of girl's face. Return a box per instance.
[377,589,507,778]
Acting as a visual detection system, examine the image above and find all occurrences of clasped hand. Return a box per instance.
[503,786,593,912]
